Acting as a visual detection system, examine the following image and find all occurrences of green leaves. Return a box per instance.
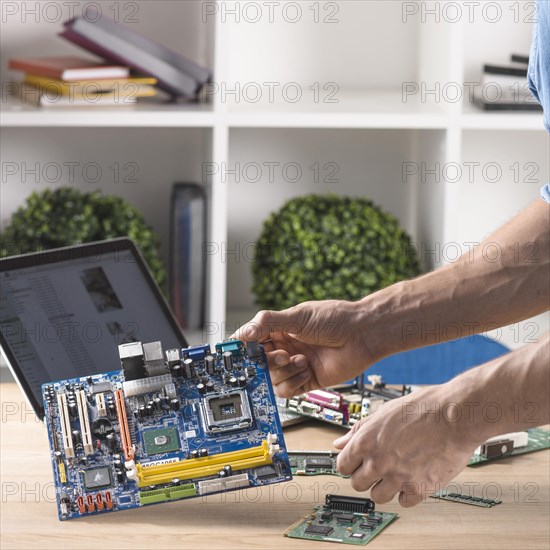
[252,194,421,309]
[0,187,166,290]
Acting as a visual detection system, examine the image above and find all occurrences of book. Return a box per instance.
[483,64,528,77]
[473,94,542,112]
[24,74,158,97]
[170,183,207,330]
[8,56,129,80]
[17,84,138,107]
[511,54,529,64]
[60,16,211,97]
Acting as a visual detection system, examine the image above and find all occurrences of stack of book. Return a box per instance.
[8,14,211,107]
[474,54,542,111]
[9,56,158,107]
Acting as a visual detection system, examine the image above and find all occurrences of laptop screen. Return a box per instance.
[0,239,186,417]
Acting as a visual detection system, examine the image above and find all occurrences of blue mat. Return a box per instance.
[364,335,510,385]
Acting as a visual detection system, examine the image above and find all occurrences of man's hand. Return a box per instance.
[232,300,378,397]
[334,384,482,507]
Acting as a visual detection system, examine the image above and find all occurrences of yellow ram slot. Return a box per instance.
[136,440,271,487]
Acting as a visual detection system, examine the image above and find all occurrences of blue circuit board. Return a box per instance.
[42,339,291,520]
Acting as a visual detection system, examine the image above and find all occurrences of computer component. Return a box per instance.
[42,339,291,520]
[430,491,502,508]
[288,450,347,477]
[278,377,411,430]
[469,429,550,466]
[284,494,397,545]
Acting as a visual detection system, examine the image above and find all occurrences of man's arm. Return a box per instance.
[335,333,550,506]
[361,199,549,361]
[234,200,549,397]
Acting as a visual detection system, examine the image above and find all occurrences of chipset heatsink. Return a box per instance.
[201,390,253,434]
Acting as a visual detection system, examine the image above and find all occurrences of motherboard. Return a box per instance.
[279,376,412,429]
[42,339,291,520]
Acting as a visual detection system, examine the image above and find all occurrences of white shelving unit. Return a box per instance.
[1,1,548,349]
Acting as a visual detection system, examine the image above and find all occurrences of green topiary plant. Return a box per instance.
[252,194,421,310]
[0,187,166,289]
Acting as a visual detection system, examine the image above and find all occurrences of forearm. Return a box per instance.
[361,199,549,359]
[438,334,550,442]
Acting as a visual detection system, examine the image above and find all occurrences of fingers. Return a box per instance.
[231,308,303,342]
[370,477,400,504]
[273,368,312,398]
[333,417,366,449]
[269,354,307,385]
[336,434,364,477]
[399,487,423,508]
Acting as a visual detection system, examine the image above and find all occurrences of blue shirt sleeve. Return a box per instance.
[528,1,550,203]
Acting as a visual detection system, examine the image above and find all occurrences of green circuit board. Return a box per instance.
[288,451,348,477]
[284,495,397,546]
[468,428,550,466]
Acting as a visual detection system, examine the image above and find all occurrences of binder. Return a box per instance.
[170,183,207,330]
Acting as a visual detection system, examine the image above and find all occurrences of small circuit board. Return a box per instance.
[288,450,348,477]
[42,339,291,520]
[285,494,397,545]
[468,428,550,466]
[430,490,502,508]
[278,377,411,430]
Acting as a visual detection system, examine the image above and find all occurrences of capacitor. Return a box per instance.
[54,450,62,459]
[145,405,153,416]
[113,459,122,468]
[199,448,208,457]
[170,398,180,411]
[108,403,116,417]
[183,358,194,378]
[196,383,206,395]
[191,450,199,459]
[219,469,226,478]
[205,381,215,393]
[116,469,126,483]
[205,355,215,375]
[229,377,237,387]
[162,395,170,408]
[247,367,256,378]
[138,406,146,419]
[223,465,232,476]
[147,400,155,411]
[238,376,247,387]
[223,351,233,371]
[153,397,162,411]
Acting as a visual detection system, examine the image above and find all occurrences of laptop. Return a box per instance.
[0,238,187,419]
[0,237,306,426]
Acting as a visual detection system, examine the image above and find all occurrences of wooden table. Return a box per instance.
[1,381,548,549]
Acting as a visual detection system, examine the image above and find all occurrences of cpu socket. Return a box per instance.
[201,390,253,434]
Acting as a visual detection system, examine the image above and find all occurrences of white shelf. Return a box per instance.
[2,93,545,131]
